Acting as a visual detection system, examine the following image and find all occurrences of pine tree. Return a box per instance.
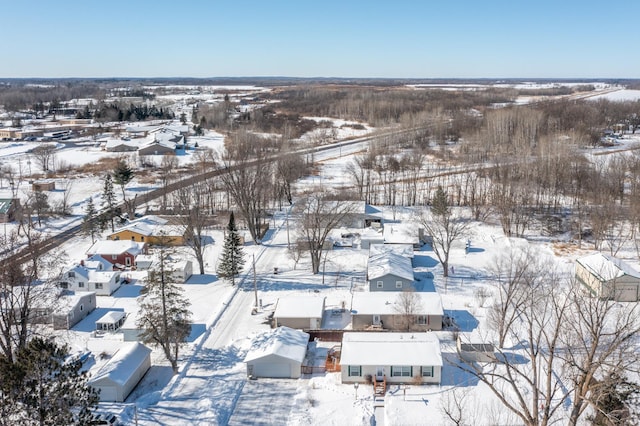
[0,337,99,424]
[218,212,245,285]
[113,160,134,219]
[83,196,98,243]
[102,174,116,232]
[137,243,192,374]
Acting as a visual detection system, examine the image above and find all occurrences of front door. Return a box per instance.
[376,367,385,379]
[373,315,381,326]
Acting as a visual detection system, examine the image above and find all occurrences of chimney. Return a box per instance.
[80,259,84,266]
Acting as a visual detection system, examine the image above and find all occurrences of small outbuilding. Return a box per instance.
[88,342,152,402]
[575,252,640,301]
[457,332,496,363]
[273,296,326,329]
[244,327,310,379]
[96,310,127,332]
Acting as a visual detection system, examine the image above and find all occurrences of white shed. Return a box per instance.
[244,327,309,379]
[88,342,152,402]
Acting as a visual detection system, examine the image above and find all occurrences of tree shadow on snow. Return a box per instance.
[440,352,480,387]
[72,307,125,332]
[444,309,479,332]
[412,253,439,268]
[185,274,217,285]
[186,323,206,342]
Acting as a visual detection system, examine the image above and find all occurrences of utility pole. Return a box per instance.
[253,254,258,309]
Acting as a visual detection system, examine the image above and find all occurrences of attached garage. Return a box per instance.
[88,342,152,402]
[244,327,309,379]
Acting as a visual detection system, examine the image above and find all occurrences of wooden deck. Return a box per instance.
[325,345,341,372]
[373,375,387,396]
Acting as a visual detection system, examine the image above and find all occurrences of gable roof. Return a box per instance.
[576,252,640,282]
[109,215,168,237]
[89,342,151,386]
[383,223,419,245]
[244,326,309,363]
[0,198,16,214]
[351,292,443,316]
[369,243,414,259]
[87,240,145,256]
[368,252,414,282]
[340,332,442,366]
[274,296,325,319]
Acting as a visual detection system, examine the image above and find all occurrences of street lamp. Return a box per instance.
[354,382,359,400]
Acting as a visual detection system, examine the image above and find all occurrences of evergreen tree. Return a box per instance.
[137,242,192,374]
[112,159,134,219]
[0,337,99,425]
[218,212,245,285]
[82,196,98,243]
[102,174,116,232]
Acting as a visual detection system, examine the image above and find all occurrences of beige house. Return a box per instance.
[273,296,326,329]
[350,291,443,331]
[575,253,640,302]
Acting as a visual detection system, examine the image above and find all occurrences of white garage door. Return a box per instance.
[252,362,291,378]
[98,385,119,402]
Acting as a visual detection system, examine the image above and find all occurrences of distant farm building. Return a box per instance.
[575,253,640,301]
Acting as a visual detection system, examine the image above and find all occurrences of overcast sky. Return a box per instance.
[2,0,638,79]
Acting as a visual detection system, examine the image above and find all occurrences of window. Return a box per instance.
[416,315,428,325]
[95,283,103,290]
[391,366,412,377]
[112,255,118,260]
[125,257,131,266]
[377,281,384,289]
[348,366,362,377]
[80,304,84,311]
[141,236,145,242]
[68,271,75,278]
[131,236,135,241]
[421,366,434,377]
[395,281,403,289]
[59,282,68,289]
[78,282,85,288]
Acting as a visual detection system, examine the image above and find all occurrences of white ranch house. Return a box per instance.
[350,291,443,331]
[340,332,442,385]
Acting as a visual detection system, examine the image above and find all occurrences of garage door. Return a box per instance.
[98,386,119,402]
[614,285,638,302]
[252,362,291,378]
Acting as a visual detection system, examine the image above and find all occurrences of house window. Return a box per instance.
[59,282,68,289]
[125,257,131,266]
[416,315,428,325]
[421,366,434,377]
[80,304,84,311]
[78,282,85,288]
[95,283,103,290]
[131,236,135,241]
[141,236,145,242]
[68,271,75,278]
[396,281,403,289]
[348,366,362,377]
[391,366,412,377]
[377,281,384,289]
[112,255,118,260]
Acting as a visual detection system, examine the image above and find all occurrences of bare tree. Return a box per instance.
[295,191,357,274]
[393,289,423,331]
[440,387,474,426]
[30,145,56,172]
[416,185,469,277]
[173,185,209,275]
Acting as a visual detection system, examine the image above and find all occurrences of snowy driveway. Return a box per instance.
[228,379,299,426]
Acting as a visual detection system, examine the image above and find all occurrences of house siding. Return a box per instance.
[341,365,441,385]
[368,274,413,292]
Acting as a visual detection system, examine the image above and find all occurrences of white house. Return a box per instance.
[350,291,443,331]
[88,342,152,402]
[367,252,414,291]
[273,296,326,329]
[244,327,310,379]
[51,292,97,330]
[575,252,640,301]
[340,332,442,385]
[58,265,123,296]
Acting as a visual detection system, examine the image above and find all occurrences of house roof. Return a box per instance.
[350,292,443,316]
[0,199,15,214]
[110,215,168,237]
[340,332,442,366]
[50,292,95,314]
[89,342,151,387]
[88,270,119,284]
[96,310,126,325]
[367,252,414,282]
[576,252,640,282]
[87,240,145,256]
[244,326,309,363]
[383,223,419,245]
[369,243,414,259]
[85,255,112,270]
[274,296,325,319]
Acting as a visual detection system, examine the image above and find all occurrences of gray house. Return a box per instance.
[52,292,97,330]
[367,252,414,291]
[350,291,443,331]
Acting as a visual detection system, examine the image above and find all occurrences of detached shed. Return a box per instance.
[274,296,325,329]
[575,252,640,301]
[244,327,309,379]
[457,332,496,363]
[88,342,152,402]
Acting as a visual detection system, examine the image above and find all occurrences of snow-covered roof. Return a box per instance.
[85,255,112,270]
[89,342,151,386]
[340,332,442,367]
[367,252,414,282]
[104,139,138,150]
[369,243,414,259]
[383,223,419,245]
[244,326,309,363]
[274,296,325,319]
[49,292,94,313]
[87,240,145,256]
[576,252,640,282]
[88,269,119,284]
[350,292,443,316]
[110,215,168,237]
[139,138,177,151]
[96,310,126,325]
